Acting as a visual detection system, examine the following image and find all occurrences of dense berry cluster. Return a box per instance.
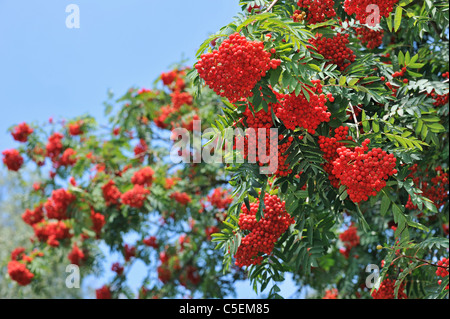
[436,257,449,278]
[96,285,112,299]
[123,244,136,262]
[207,188,233,210]
[134,139,148,162]
[7,261,34,286]
[332,139,397,203]
[344,0,399,24]
[68,244,86,266]
[355,27,384,49]
[319,126,353,188]
[339,224,360,258]
[59,148,78,167]
[68,120,84,136]
[2,149,24,171]
[111,262,124,275]
[309,33,356,71]
[275,80,331,133]
[102,180,122,206]
[22,205,44,226]
[295,0,336,24]
[234,194,295,267]
[405,165,449,211]
[323,288,339,299]
[121,185,150,208]
[143,236,158,248]
[46,132,64,162]
[371,278,408,299]
[33,220,72,247]
[196,33,281,103]
[44,188,76,220]
[170,192,192,205]
[11,122,33,142]
[131,167,155,187]
[90,209,106,238]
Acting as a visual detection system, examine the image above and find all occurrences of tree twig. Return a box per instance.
[263,0,279,13]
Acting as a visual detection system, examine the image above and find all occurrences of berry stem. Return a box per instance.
[263,0,279,13]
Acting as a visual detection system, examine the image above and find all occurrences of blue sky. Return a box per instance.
[0,0,300,299]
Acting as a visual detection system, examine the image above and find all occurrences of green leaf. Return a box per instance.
[394,6,403,32]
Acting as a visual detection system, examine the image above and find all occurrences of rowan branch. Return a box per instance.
[263,0,279,13]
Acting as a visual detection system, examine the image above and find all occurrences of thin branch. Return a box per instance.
[349,102,360,139]
[263,0,279,13]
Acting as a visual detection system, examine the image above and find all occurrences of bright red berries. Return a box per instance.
[2,149,24,171]
[33,220,72,247]
[131,167,155,187]
[96,285,112,299]
[90,209,105,238]
[111,262,124,275]
[206,188,233,210]
[344,0,399,25]
[196,32,281,103]
[8,260,34,286]
[339,224,360,258]
[323,288,339,299]
[143,236,158,248]
[371,278,408,299]
[235,194,295,267]
[295,0,336,24]
[123,244,136,262]
[46,132,64,161]
[22,205,44,226]
[102,180,122,206]
[309,33,356,71]
[170,192,192,205]
[436,257,449,278]
[121,185,150,208]
[68,244,87,266]
[330,139,397,203]
[11,122,33,142]
[275,80,331,134]
[44,188,76,220]
[59,148,78,167]
[355,27,384,49]
[68,121,84,136]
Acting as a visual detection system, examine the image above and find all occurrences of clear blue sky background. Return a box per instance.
[0,0,299,298]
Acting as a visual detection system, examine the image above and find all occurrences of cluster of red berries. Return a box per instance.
[67,244,87,266]
[427,74,449,107]
[331,139,398,203]
[371,278,408,299]
[170,91,193,110]
[134,138,148,162]
[170,191,192,205]
[59,148,78,167]
[102,180,122,206]
[96,285,112,299]
[309,33,356,71]
[33,220,72,247]
[179,265,201,287]
[436,257,449,290]
[44,188,76,220]
[46,132,64,162]
[234,194,295,267]
[275,80,332,133]
[7,260,34,286]
[344,0,399,24]
[339,224,360,258]
[295,0,336,24]
[355,27,384,49]
[90,209,106,238]
[111,262,124,275]
[319,126,354,188]
[68,120,84,136]
[143,236,158,248]
[22,205,44,226]
[323,288,339,299]
[11,122,34,142]
[2,149,24,171]
[196,33,281,103]
[405,165,449,211]
[121,185,150,208]
[123,244,136,262]
[160,68,188,92]
[131,167,155,187]
[207,188,233,210]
